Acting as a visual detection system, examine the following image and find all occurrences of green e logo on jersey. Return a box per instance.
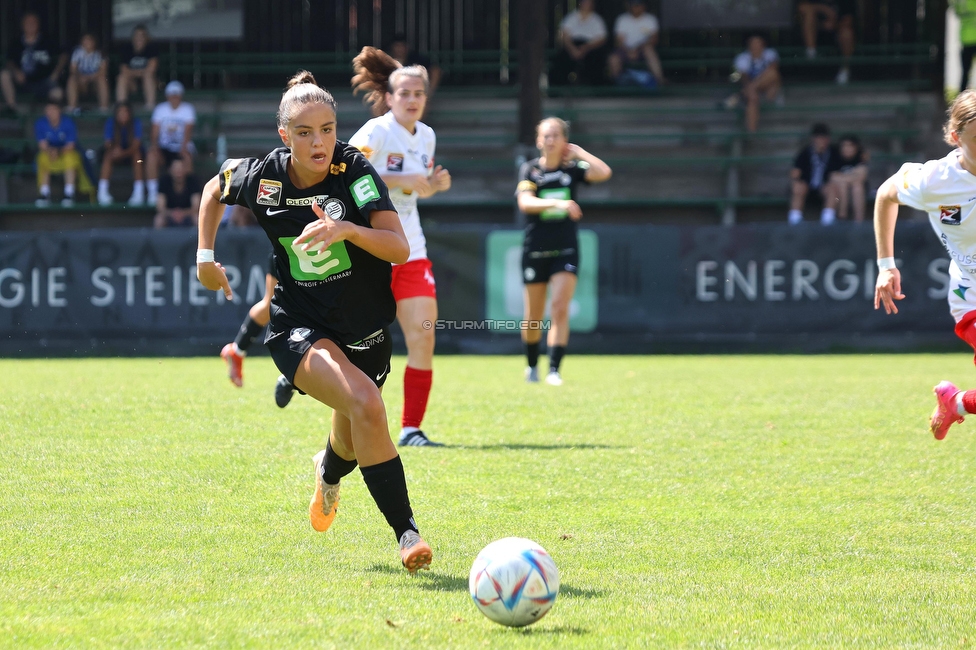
[538,187,571,220]
[279,237,352,280]
[351,175,380,208]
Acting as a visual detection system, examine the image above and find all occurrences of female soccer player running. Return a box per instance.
[517,117,611,385]
[348,47,451,447]
[875,89,976,440]
[196,71,432,572]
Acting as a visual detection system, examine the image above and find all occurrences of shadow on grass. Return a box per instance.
[367,564,468,592]
[559,582,605,599]
[509,625,589,636]
[452,443,620,451]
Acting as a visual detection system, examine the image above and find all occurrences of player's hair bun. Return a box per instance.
[287,70,317,89]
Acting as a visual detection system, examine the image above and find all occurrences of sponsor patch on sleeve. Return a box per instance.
[351,175,381,208]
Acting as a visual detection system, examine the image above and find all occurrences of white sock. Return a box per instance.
[98,179,109,193]
[147,179,158,194]
[820,208,836,225]
[64,184,75,197]
[958,393,968,417]
[788,209,802,225]
[40,184,50,197]
[133,180,145,193]
[401,426,420,436]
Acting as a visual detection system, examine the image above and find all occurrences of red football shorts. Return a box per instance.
[391,258,437,301]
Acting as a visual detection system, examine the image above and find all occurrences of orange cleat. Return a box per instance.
[220,343,244,387]
[399,530,433,573]
[309,449,340,532]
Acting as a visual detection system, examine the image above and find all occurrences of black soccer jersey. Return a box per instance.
[516,158,590,255]
[218,144,397,343]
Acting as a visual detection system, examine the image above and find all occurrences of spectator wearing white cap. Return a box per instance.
[146,80,195,205]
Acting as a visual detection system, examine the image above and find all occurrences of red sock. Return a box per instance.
[962,390,976,415]
[402,366,433,429]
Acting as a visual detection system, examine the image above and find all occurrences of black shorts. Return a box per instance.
[522,249,579,285]
[17,78,57,103]
[265,316,392,390]
[159,148,183,166]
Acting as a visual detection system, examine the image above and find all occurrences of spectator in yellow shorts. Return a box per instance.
[34,99,91,206]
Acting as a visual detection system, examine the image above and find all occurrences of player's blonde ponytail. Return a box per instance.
[277,70,337,129]
[945,89,976,145]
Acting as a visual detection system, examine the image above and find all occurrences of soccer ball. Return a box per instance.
[468,537,560,627]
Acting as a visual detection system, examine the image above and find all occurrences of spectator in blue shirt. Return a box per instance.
[34,99,85,206]
[98,102,145,205]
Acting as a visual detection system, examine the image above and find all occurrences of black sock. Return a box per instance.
[360,455,417,542]
[234,315,265,353]
[525,341,540,368]
[549,345,566,373]
[321,438,358,485]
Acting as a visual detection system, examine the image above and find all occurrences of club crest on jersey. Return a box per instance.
[387,154,404,172]
[322,197,345,221]
[257,179,282,206]
[941,205,962,225]
[422,154,430,169]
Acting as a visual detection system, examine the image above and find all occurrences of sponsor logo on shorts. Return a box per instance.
[954,285,971,300]
[941,205,962,226]
[290,327,311,342]
[524,267,536,282]
[346,329,386,351]
[257,179,282,206]
[564,263,577,273]
[351,175,381,207]
[387,154,404,172]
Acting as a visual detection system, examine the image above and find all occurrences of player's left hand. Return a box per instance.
[294,200,353,252]
[874,267,905,315]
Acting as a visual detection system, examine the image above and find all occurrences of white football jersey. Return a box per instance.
[349,111,436,263]
[898,149,976,320]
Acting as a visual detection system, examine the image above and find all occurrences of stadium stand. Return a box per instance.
[0,37,943,228]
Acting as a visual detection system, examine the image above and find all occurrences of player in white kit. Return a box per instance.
[875,90,976,440]
[349,47,452,447]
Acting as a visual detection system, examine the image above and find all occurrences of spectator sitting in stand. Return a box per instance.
[788,123,842,226]
[98,102,145,206]
[153,158,201,228]
[115,25,159,111]
[146,80,196,205]
[1,12,67,115]
[833,134,869,222]
[66,33,109,114]
[724,34,782,133]
[607,0,665,87]
[551,0,608,86]
[797,0,856,84]
[34,98,91,207]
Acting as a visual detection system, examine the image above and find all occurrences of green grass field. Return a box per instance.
[3,354,976,648]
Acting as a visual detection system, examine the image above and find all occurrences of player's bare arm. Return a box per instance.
[195,175,233,299]
[293,203,408,264]
[873,175,904,314]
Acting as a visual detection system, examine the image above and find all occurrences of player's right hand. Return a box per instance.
[874,267,904,315]
[198,261,233,300]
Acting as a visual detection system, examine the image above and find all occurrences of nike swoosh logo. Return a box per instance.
[376,367,388,382]
[266,208,287,216]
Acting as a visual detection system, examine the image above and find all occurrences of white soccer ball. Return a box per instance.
[468,537,560,627]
